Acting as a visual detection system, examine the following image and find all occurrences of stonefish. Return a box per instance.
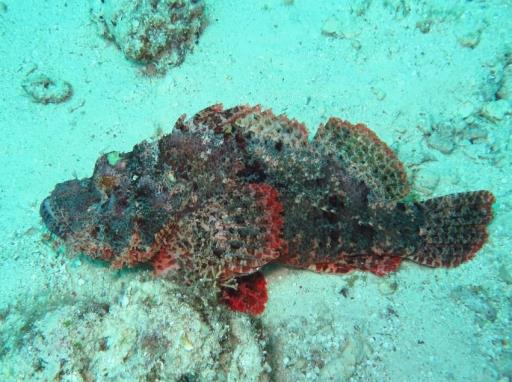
[41,104,495,315]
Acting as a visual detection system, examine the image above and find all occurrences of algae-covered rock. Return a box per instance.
[0,276,268,381]
[91,0,207,73]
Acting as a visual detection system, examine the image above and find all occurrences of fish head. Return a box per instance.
[40,141,168,250]
[40,177,102,240]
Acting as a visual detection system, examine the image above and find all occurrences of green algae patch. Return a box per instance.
[107,151,121,166]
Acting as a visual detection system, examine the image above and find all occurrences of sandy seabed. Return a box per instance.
[0,1,511,381]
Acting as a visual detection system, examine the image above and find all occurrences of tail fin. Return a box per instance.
[404,190,495,267]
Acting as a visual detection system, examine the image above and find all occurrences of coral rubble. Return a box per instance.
[21,73,73,104]
[0,276,269,381]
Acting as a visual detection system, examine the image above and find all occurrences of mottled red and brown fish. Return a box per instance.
[41,104,495,315]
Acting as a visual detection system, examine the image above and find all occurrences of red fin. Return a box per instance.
[221,271,268,316]
[310,255,402,276]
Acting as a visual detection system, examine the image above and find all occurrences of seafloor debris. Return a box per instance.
[0,276,269,381]
[40,104,495,316]
[91,0,207,73]
[21,73,73,104]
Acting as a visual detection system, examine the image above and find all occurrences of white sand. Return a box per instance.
[1,0,511,380]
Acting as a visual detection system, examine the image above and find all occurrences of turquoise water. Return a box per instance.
[1,1,511,381]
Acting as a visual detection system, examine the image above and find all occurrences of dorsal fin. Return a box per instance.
[179,104,309,149]
[234,108,309,149]
[176,104,259,134]
[314,117,409,202]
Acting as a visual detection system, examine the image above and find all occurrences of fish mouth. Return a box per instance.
[40,197,71,238]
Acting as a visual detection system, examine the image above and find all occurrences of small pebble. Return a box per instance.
[351,39,362,50]
[416,19,432,34]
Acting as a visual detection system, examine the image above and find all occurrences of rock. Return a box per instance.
[458,101,478,119]
[480,100,511,122]
[426,129,455,154]
[455,17,485,49]
[457,29,482,49]
[497,64,512,100]
[91,0,207,73]
[21,74,73,104]
[463,126,488,143]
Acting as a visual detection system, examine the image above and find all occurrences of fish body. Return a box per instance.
[41,104,495,315]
